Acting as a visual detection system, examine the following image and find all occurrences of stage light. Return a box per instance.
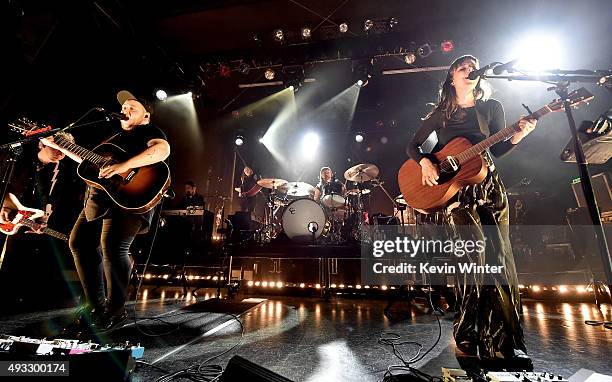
[247,281,254,287]
[239,62,250,75]
[381,285,388,290]
[404,52,416,64]
[262,281,268,287]
[255,281,260,286]
[355,285,361,289]
[440,40,455,53]
[388,17,398,29]
[355,133,364,142]
[273,29,284,42]
[532,285,541,292]
[301,132,319,159]
[145,274,152,279]
[300,283,305,288]
[301,27,311,39]
[163,274,169,279]
[380,136,388,144]
[258,136,265,143]
[364,285,370,289]
[276,281,283,288]
[235,135,244,146]
[155,89,168,101]
[339,23,348,33]
[511,32,563,71]
[316,283,321,289]
[364,19,374,32]
[559,285,568,293]
[418,43,432,58]
[264,68,275,80]
[186,91,193,98]
[353,58,373,86]
[331,283,337,288]
[576,285,586,293]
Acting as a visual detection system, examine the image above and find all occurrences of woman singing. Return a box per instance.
[408,55,537,370]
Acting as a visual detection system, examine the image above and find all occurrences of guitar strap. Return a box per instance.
[475,100,490,137]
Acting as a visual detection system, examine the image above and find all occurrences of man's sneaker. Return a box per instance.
[95,308,129,332]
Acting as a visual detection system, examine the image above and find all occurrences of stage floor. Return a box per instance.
[0,288,610,381]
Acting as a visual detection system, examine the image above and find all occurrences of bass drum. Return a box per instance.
[282,198,327,242]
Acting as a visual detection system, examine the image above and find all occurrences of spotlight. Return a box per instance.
[239,62,250,75]
[404,52,417,64]
[511,33,563,71]
[364,19,374,32]
[388,17,398,29]
[355,133,364,143]
[440,39,455,53]
[155,89,168,101]
[273,29,284,42]
[532,285,541,292]
[264,68,275,80]
[559,285,568,294]
[301,27,312,39]
[380,136,388,144]
[235,135,244,146]
[339,23,348,33]
[301,132,319,159]
[417,43,432,58]
[353,58,373,86]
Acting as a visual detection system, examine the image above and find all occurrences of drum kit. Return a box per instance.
[254,163,382,244]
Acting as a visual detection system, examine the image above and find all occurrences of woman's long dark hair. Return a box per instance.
[429,55,492,123]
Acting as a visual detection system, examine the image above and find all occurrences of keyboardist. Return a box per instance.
[178,180,205,209]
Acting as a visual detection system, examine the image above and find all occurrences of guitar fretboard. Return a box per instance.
[54,135,108,167]
[20,218,68,241]
[455,105,552,164]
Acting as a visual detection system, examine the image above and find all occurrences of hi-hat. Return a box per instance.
[344,163,379,182]
[395,195,408,205]
[257,178,288,190]
[283,181,316,197]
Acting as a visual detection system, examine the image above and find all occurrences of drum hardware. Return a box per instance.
[256,178,289,243]
[284,181,317,198]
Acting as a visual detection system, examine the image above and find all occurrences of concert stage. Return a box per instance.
[0,288,610,381]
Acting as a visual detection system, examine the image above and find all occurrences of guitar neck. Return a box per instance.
[455,105,552,164]
[54,134,108,166]
[20,219,68,241]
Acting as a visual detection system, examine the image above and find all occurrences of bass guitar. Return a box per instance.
[397,88,594,213]
[0,193,69,241]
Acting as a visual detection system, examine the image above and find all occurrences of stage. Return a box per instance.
[0,287,610,381]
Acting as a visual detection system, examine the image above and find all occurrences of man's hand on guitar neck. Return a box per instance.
[419,158,439,187]
[0,207,11,224]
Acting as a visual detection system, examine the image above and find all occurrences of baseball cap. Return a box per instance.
[116,90,153,114]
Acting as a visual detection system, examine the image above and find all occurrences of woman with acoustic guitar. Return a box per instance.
[407,55,537,370]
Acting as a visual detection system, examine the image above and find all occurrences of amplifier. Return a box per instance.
[571,172,612,213]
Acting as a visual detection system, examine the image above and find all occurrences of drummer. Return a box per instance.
[313,166,346,202]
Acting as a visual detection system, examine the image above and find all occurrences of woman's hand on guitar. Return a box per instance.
[511,118,537,144]
[419,158,439,186]
[99,162,131,178]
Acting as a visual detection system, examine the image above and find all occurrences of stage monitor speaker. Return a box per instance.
[571,172,612,213]
[220,355,294,382]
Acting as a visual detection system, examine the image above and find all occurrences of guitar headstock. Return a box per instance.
[8,118,52,137]
[547,87,594,113]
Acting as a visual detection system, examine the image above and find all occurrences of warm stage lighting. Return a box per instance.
[235,135,244,146]
[418,43,432,58]
[364,19,374,32]
[559,285,568,294]
[511,32,563,71]
[440,40,455,53]
[388,17,398,29]
[265,68,275,80]
[339,23,348,33]
[404,52,416,64]
[273,29,284,42]
[355,133,364,143]
[301,27,311,39]
[155,89,168,101]
[532,285,541,292]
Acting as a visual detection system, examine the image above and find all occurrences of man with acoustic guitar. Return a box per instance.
[406,55,537,370]
[42,90,170,334]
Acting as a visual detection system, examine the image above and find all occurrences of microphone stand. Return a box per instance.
[484,68,612,317]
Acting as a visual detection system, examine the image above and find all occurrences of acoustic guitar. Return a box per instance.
[397,88,594,213]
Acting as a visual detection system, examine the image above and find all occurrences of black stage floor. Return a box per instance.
[0,288,610,381]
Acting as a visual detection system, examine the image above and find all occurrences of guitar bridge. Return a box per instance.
[446,156,459,171]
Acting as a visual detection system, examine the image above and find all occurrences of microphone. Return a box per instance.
[467,62,500,80]
[492,59,520,75]
[96,107,129,121]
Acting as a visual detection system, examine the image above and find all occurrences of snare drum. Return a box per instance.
[282,198,327,242]
[321,181,345,208]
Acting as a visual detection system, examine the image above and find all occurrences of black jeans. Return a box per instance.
[69,210,143,313]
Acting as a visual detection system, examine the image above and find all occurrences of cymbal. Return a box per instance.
[283,181,316,197]
[256,178,288,189]
[344,163,379,182]
[395,195,408,205]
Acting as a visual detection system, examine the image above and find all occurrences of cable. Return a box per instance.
[147,312,245,382]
